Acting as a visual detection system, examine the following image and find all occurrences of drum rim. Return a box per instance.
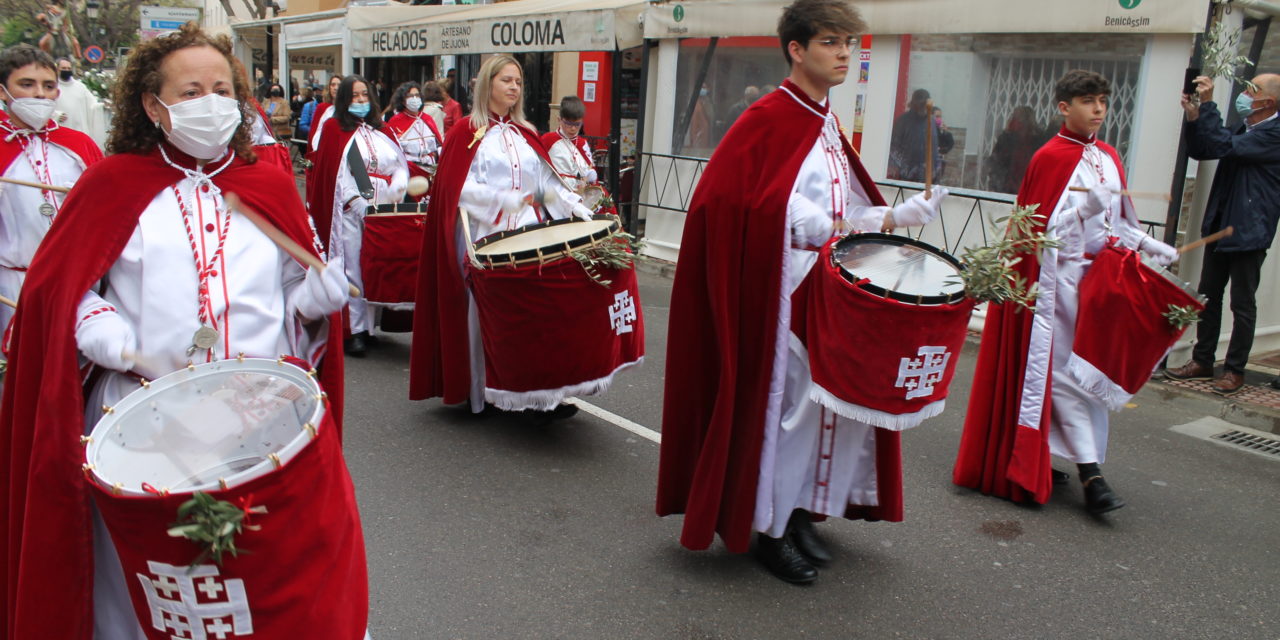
[368,202,428,215]
[830,232,967,305]
[1139,251,1207,304]
[472,214,620,268]
[84,357,326,497]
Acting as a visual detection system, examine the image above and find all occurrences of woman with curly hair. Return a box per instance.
[308,74,408,356]
[385,80,444,203]
[0,22,366,639]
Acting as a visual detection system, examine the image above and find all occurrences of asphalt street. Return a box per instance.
[343,271,1280,640]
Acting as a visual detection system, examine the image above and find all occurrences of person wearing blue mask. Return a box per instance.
[1167,74,1280,395]
[307,74,409,356]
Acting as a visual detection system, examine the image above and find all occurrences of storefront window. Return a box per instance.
[891,33,1146,194]
[671,37,789,158]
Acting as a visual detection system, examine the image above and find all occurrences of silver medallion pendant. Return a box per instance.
[192,325,220,350]
[38,202,55,217]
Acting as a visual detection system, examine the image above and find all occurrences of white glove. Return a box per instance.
[571,202,595,220]
[1123,227,1178,266]
[76,310,137,372]
[585,169,598,184]
[1078,183,1111,221]
[890,187,949,228]
[291,256,351,320]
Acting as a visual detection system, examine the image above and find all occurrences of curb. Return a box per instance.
[1146,377,1280,436]
[635,257,677,280]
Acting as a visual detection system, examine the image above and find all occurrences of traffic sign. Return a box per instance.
[83,45,104,64]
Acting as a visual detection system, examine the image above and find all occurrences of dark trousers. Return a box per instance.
[1192,248,1268,373]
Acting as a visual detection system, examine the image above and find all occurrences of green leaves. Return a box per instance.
[1203,20,1257,94]
[1163,304,1202,330]
[571,232,644,288]
[950,204,1059,311]
[167,491,267,569]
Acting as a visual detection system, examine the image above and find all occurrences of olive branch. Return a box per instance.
[1163,304,1203,330]
[167,491,267,569]
[947,204,1061,311]
[570,232,644,288]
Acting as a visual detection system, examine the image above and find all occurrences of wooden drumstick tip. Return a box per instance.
[224,193,361,298]
[0,294,15,309]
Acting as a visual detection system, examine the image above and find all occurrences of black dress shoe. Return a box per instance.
[1051,469,1071,486]
[521,403,578,426]
[344,332,368,357]
[787,510,831,567]
[755,533,818,585]
[1082,476,1126,515]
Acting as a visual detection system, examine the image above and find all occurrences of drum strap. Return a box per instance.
[346,142,375,200]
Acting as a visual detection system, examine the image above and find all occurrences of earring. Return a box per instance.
[154,120,161,129]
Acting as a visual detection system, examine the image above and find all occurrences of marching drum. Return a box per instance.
[84,358,368,639]
[796,233,974,430]
[468,215,645,410]
[1070,243,1206,409]
[363,203,427,332]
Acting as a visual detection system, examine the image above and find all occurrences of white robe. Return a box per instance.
[310,105,335,150]
[547,133,594,192]
[455,119,592,411]
[395,113,442,168]
[753,89,898,538]
[0,131,93,337]
[329,124,409,334]
[54,78,107,148]
[1038,140,1149,464]
[76,156,328,640]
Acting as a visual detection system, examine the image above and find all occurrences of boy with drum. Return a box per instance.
[953,70,1178,516]
[656,0,948,585]
[542,95,598,192]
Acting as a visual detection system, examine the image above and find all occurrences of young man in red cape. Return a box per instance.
[0,28,357,639]
[655,0,947,585]
[0,44,102,342]
[952,70,1177,515]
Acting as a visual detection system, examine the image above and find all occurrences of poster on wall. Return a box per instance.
[584,82,597,103]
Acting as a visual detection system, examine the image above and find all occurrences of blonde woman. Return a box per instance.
[409,54,592,420]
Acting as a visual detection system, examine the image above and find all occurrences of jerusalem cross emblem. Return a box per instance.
[136,561,253,640]
[894,346,950,400]
[609,291,636,335]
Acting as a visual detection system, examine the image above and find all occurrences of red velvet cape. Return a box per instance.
[0,111,103,174]
[952,127,1125,504]
[408,116,559,404]
[306,118,360,252]
[387,111,444,202]
[306,102,333,151]
[654,79,899,553]
[0,144,345,640]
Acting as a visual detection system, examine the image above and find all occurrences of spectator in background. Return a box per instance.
[887,88,943,182]
[264,82,292,140]
[688,82,714,148]
[421,80,447,133]
[722,85,760,137]
[931,105,955,178]
[297,84,320,145]
[52,56,106,147]
[986,105,1041,194]
[440,77,463,130]
[1166,74,1280,395]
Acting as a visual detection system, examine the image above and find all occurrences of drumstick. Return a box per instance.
[923,99,934,200]
[1067,185,1172,202]
[0,294,15,309]
[0,175,70,193]
[457,208,482,268]
[223,193,361,298]
[1178,226,1233,254]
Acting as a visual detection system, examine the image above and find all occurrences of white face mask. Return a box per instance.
[156,93,242,160]
[406,96,423,112]
[2,86,56,130]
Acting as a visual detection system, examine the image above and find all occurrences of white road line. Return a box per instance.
[567,398,661,443]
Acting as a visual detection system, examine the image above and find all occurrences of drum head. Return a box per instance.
[1140,252,1206,304]
[473,215,619,266]
[85,359,324,496]
[831,233,966,304]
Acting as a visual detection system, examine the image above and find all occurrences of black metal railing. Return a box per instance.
[625,152,1166,253]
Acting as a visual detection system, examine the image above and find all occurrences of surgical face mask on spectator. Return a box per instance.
[1236,92,1261,118]
[59,70,73,82]
[406,96,423,112]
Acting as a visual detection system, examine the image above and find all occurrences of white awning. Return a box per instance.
[643,0,1207,38]
[283,16,345,50]
[348,0,647,58]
